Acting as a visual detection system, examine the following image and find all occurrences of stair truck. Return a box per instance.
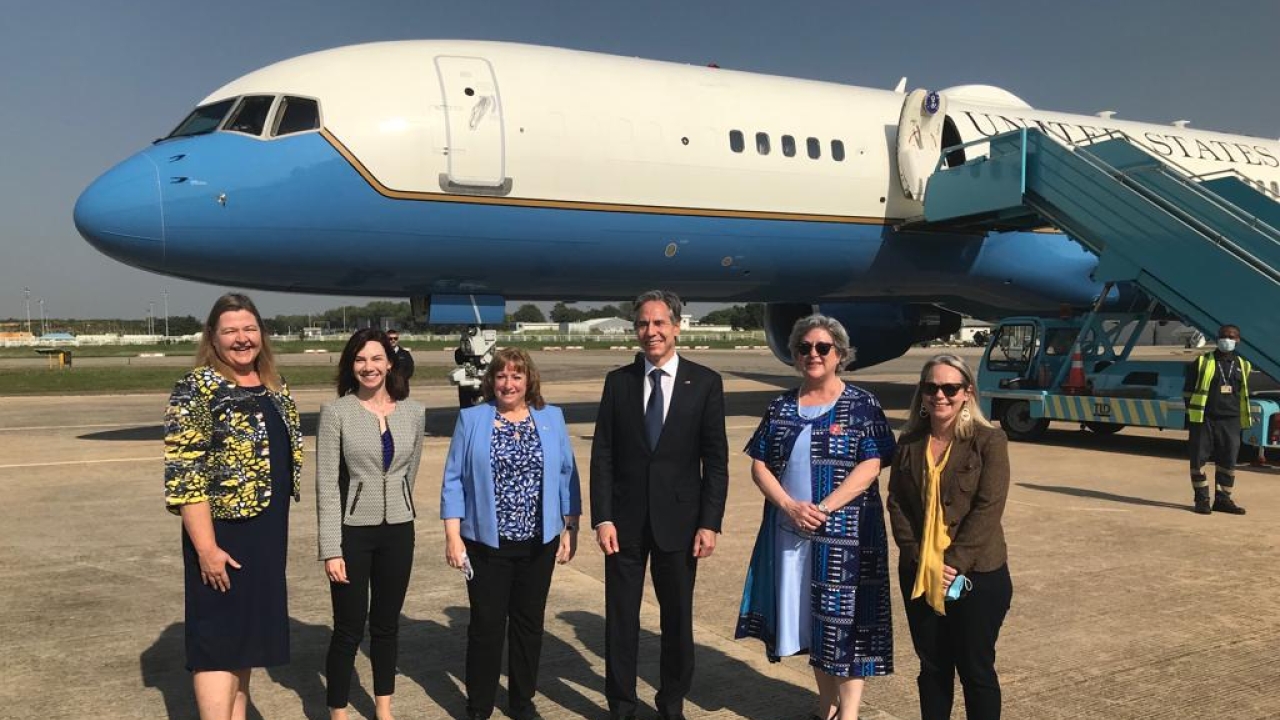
[976,295,1280,454]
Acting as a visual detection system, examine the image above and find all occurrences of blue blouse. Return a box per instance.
[381,428,394,472]
[491,415,544,541]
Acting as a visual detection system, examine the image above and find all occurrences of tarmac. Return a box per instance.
[3,347,1278,720]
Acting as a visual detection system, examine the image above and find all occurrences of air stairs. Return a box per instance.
[920,128,1280,381]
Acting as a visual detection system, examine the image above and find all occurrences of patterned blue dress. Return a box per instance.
[736,384,896,677]
[490,415,544,541]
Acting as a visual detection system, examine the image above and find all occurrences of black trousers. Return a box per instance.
[464,537,558,720]
[899,562,1012,720]
[325,521,415,708]
[605,530,697,717]
[1189,416,1242,496]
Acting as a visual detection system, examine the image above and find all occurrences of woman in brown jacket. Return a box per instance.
[887,354,1012,720]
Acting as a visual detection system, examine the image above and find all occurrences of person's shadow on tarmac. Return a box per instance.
[398,605,605,718]
[559,609,816,719]
[140,618,369,720]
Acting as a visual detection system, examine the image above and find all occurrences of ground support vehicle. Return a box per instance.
[977,308,1280,454]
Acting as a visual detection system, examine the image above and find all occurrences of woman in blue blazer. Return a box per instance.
[441,347,581,720]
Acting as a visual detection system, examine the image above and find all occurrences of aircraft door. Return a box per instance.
[896,88,948,201]
[434,56,507,188]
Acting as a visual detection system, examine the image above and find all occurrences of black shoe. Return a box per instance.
[659,714,688,720]
[609,715,636,720]
[1193,496,1212,514]
[1212,496,1247,515]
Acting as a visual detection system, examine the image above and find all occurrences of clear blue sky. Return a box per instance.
[2,0,1276,320]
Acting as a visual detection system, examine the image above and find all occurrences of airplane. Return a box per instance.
[72,40,1280,399]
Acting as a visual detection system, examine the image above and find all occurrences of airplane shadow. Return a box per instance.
[80,413,324,442]
[423,386,800,440]
[79,378,918,443]
[1022,426,1189,460]
[1016,482,1192,512]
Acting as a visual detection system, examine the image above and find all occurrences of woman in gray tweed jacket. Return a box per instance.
[316,328,426,720]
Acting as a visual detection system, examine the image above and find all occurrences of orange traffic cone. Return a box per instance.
[1061,347,1088,395]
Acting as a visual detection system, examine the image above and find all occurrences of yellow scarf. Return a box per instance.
[912,440,952,615]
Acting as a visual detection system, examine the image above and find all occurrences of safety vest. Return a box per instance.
[1188,353,1252,426]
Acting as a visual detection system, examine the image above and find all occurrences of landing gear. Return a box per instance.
[449,325,497,408]
[999,400,1049,441]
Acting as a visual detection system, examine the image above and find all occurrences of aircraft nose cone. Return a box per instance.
[73,153,164,271]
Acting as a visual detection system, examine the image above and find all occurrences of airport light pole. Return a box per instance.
[23,288,31,336]
[162,289,169,339]
[148,302,155,335]
[38,298,45,336]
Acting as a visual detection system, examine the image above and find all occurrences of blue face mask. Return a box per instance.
[1217,338,1237,353]
[945,574,972,601]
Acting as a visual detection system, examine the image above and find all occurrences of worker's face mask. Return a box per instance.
[1217,338,1238,353]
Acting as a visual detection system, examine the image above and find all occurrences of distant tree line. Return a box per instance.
[698,303,764,330]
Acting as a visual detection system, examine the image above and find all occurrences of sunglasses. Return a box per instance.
[796,341,835,357]
[921,382,967,398]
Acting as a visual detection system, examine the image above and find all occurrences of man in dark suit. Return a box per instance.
[590,290,730,720]
[387,329,415,389]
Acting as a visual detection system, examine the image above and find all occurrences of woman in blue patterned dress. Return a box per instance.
[736,315,896,720]
[441,348,582,720]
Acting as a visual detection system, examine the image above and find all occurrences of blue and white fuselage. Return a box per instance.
[74,40,1280,367]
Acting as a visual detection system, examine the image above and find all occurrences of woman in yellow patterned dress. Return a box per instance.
[164,293,303,720]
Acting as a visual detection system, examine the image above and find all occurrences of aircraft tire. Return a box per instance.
[1083,421,1124,435]
[999,400,1049,441]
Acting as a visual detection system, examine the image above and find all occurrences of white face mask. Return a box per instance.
[1217,338,1237,353]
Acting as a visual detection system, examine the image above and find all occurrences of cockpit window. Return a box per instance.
[225,95,276,136]
[166,99,236,139]
[272,97,320,136]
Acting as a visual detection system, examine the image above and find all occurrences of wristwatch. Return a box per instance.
[817,502,831,513]
[564,522,578,532]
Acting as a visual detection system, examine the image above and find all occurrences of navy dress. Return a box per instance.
[182,390,292,670]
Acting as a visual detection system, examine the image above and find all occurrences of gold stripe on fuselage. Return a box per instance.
[320,128,892,225]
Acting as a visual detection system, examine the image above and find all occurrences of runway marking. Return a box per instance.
[0,456,160,469]
[0,448,328,470]
[0,422,149,432]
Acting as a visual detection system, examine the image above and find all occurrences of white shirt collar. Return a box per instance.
[644,352,680,379]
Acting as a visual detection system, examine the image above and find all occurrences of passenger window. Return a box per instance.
[1271,181,1279,196]
[225,95,276,136]
[807,137,821,159]
[729,130,744,153]
[831,139,846,161]
[756,132,770,155]
[272,97,320,136]
[781,135,796,157]
[166,98,236,139]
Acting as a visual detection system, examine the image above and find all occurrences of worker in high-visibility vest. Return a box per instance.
[1185,324,1250,515]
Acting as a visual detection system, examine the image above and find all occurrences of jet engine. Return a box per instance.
[764,302,963,370]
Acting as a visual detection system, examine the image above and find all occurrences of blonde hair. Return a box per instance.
[901,354,993,440]
[194,293,281,392]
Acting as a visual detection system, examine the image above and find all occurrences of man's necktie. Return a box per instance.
[645,368,665,450]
